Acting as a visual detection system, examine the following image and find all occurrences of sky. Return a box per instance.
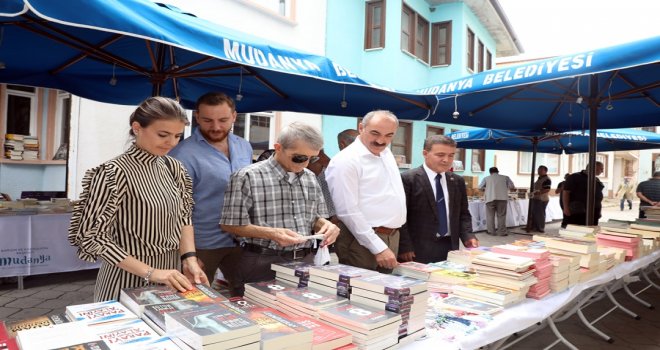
[498,0,660,59]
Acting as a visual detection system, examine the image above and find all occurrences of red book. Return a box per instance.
[596,233,641,243]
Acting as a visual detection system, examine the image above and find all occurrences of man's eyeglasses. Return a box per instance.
[291,154,320,164]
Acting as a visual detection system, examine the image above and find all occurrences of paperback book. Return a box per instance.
[66,301,137,326]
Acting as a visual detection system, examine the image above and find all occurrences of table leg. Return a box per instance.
[546,317,579,350]
[622,280,653,309]
[18,276,24,290]
[642,269,660,291]
[604,285,640,319]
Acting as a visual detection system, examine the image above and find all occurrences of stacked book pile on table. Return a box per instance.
[307,264,377,298]
[490,243,552,299]
[271,261,314,287]
[532,233,603,282]
[3,134,38,160]
[243,279,297,309]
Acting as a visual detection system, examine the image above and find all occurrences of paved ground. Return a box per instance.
[1,199,658,349]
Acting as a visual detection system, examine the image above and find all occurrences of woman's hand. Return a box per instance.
[150,268,194,292]
[182,257,209,286]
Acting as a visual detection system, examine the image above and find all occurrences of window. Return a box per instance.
[570,153,608,177]
[401,4,414,54]
[426,125,444,138]
[466,28,475,71]
[4,85,37,136]
[391,121,412,166]
[53,92,71,160]
[453,148,466,171]
[518,153,560,175]
[653,153,660,173]
[415,16,429,62]
[249,0,292,18]
[477,40,484,72]
[471,149,485,172]
[365,1,386,49]
[401,4,429,63]
[234,113,274,160]
[431,21,452,66]
[486,49,493,70]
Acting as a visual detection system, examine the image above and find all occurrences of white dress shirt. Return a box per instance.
[326,138,407,254]
[422,162,451,228]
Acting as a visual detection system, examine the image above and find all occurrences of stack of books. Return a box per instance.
[22,135,39,160]
[533,235,602,275]
[641,207,660,221]
[164,304,261,350]
[629,223,660,252]
[436,294,503,315]
[222,302,314,350]
[490,244,552,299]
[271,261,315,287]
[91,318,169,348]
[558,225,598,241]
[446,248,486,266]
[426,260,476,293]
[470,252,537,303]
[307,264,378,298]
[348,273,428,342]
[244,280,298,309]
[547,255,571,292]
[392,261,441,280]
[595,230,642,261]
[15,322,99,350]
[318,302,402,350]
[120,284,227,317]
[4,134,26,160]
[1,313,70,341]
[275,287,348,318]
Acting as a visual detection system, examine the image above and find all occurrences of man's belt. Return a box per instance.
[242,243,311,260]
[372,226,399,235]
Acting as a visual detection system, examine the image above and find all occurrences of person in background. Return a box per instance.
[529,165,552,233]
[337,129,359,151]
[220,122,339,283]
[69,97,207,302]
[615,177,635,211]
[326,111,406,273]
[562,162,604,226]
[555,173,570,228]
[399,135,477,264]
[306,129,358,224]
[169,92,252,297]
[478,167,516,236]
[636,171,660,218]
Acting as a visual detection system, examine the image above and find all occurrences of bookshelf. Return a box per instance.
[0,159,66,165]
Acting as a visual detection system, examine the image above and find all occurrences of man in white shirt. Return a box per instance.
[478,167,516,236]
[326,111,406,273]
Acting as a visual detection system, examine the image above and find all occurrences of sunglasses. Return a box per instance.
[291,154,320,164]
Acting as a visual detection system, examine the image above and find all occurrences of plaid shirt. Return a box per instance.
[220,157,329,250]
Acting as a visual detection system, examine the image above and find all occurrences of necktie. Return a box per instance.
[435,174,448,237]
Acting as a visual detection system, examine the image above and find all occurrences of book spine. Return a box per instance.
[384,287,410,297]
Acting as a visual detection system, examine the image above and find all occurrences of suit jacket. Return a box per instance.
[399,166,474,263]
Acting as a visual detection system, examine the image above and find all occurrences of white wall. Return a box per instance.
[69,97,135,199]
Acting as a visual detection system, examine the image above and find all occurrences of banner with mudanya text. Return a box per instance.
[0,213,99,277]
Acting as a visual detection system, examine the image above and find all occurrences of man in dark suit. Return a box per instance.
[399,135,478,263]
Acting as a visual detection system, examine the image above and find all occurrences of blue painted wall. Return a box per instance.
[0,164,66,200]
[324,0,499,181]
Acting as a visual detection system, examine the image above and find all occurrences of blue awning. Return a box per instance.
[0,0,437,118]
[420,36,660,131]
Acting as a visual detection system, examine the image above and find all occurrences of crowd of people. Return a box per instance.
[68,94,660,302]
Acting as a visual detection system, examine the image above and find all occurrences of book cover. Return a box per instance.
[308,264,377,284]
[107,335,181,350]
[92,319,161,347]
[15,322,99,350]
[276,287,348,311]
[350,274,427,296]
[271,261,314,278]
[4,313,70,338]
[164,304,260,346]
[244,280,298,299]
[142,300,200,331]
[66,301,137,326]
[239,308,313,350]
[318,302,402,331]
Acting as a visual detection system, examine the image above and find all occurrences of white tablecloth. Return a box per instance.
[0,213,99,277]
[404,250,660,350]
[468,197,562,232]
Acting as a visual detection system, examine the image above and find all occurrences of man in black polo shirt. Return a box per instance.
[636,171,660,218]
[220,122,340,284]
[562,162,605,226]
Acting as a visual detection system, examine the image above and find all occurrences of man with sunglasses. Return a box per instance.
[326,111,406,273]
[221,122,340,284]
